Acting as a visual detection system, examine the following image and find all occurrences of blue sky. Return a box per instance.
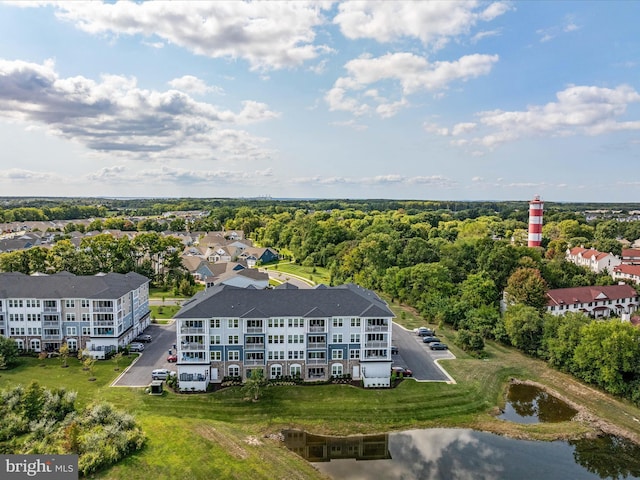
[0,1,639,202]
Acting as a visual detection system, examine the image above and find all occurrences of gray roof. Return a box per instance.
[175,283,394,319]
[0,271,149,299]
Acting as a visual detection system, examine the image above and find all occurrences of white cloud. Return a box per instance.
[330,119,368,131]
[443,84,640,149]
[290,174,455,187]
[168,75,224,96]
[326,52,498,116]
[0,58,279,162]
[23,1,333,71]
[334,1,511,48]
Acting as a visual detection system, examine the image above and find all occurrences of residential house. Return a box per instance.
[238,247,280,267]
[565,246,621,274]
[174,283,394,391]
[546,283,639,319]
[611,264,640,285]
[621,248,640,265]
[0,271,150,358]
[204,267,269,290]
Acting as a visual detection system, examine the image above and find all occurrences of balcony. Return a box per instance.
[308,326,326,333]
[244,359,265,366]
[93,320,115,327]
[92,307,113,313]
[245,343,265,350]
[43,321,60,327]
[246,327,264,333]
[307,358,327,365]
[365,341,387,348]
[365,325,389,332]
[180,355,207,363]
[42,333,62,340]
[43,307,59,313]
[364,353,389,360]
[181,327,205,334]
[182,342,206,351]
[307,342,326,349]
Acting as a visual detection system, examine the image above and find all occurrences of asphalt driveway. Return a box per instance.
[113,322,177,387]
[391,323,455,382]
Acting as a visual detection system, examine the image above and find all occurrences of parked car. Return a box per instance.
[422,336,441,343]
[430,342,448,351]
[152,368,175,380]
[167,353,177,363]
[391,366,412,377]
[135,334,152,343]
[417,327,436,337]
[129,342,145,352]
[391,345,399,355]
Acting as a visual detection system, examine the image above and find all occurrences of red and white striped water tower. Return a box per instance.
[527,195,544,247]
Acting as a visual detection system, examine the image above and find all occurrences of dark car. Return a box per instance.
[391,366,412,377]
[391,345,399,355]
[422,336,441,343]
[135,334,152,343]
[430,342,448,351]
[417,327,435,337]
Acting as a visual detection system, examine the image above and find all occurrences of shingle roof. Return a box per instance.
[0,271,149,299]
[613,264,640,276]
[546,284,638,306]
[175,283,394,319]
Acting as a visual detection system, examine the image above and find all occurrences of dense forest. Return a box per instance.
[2,197,640,405]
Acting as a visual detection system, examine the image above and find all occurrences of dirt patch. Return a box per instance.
[194,425,249,459]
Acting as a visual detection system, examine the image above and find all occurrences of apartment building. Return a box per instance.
[546,283,639,319]
[565,246,621,274]
[174,283,394,391]
[0,271,150,358]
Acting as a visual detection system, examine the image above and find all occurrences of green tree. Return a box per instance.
[59,342,70,367]
[504,267,548,311]
[242,368,267,401]
[0,336,19,369]
[543,312,590,372]
[503,304,545,356]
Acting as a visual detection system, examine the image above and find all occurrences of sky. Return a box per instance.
[0,1,639,202]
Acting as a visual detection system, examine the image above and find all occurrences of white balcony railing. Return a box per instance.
[244,359,264,366]
[307,358,327,365]
[365,325,388,332]
[181,327,205,334]
[307,342,327,349]
[246,327,264,333]
[308,326,326,333]
[364,341,387,348]
[182,343,206,351]
[245,343,265,350]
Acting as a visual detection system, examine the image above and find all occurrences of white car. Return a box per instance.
[129,342,145,352]
[152,369,175,380]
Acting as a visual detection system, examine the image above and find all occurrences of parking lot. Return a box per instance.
[391,323,455,382]
[113,322,177,387]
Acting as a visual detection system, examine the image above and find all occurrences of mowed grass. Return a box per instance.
[262,262,331,285]
[150,305,181,319]
[3,321,640,478]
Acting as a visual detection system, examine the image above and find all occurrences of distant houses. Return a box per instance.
[546,283,639,319]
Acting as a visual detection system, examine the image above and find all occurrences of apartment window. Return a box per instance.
[210,335,221,345]
[81,300,90,308]
[350,349,360,359]
[288,350,304,360]
[270,365,282,378]
[210,319,221,329]
[228,365,240,377]
[66,327,77,336]
[66,313,76,322]
[82,327,91,335]
[332,318,343,328]
[228,351,240,361]
[65,300,75,308]
[290,364,301,377]
[211,351,221,361]
[350,318,360,327]
[268,335,284,344]
[9,300,24,308]
[287,334,304,344]
[228,335,239,344]
[332,364,343,376]
[332,334,343,343]
[268,318,284,328]
[332,349,343,360]
[288,318,304,328]
[350,333,360,343]
[268,351,285,360]
[81,313,90,322]
[228,319,239,329]
[26,299,40,308]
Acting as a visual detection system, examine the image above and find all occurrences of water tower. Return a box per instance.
[527,195,544,247]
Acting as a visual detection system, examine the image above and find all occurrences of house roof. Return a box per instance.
[567,246,612,260]
[622,248,640,258]
[613,264,640,276]
[546,284,638,307]
[175,283,394,319]
[0,271,149,299]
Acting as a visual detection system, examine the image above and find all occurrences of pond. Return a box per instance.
[283,429,640,480]
[498,382,578,424]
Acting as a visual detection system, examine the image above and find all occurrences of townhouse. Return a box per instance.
[546,283,639,319]
[0,271,150,358]
[565,246,621,274]
[174,283,394,391]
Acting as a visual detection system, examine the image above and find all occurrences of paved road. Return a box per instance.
[392,323,454,382]
[262,269,313,289]
[113,322,177,387]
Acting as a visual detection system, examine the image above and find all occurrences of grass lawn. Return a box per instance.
[2,314,640,479]
[262,262,331,285]
[150,304,181,319]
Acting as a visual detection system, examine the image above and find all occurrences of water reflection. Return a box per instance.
[283,429,640,480]
[499,383,577,424]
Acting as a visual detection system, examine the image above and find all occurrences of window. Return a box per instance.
[228,335,239,344]
[228,365,240,377]
[350,349,360,359]
[350,318,360,327]
[210,335,221,345]
[81,313,90,322]
[268,318,285,328]
[270,364,282,378]
[66,327,77,336]
[268,335,284,344]
[268,350,285,360]
[65,300,75,308]
[228,319,239,329]
[290,364,301,377]
[332,349,343,360]
[350,333,360,343]
[210,319,221,328]
[228,351,240,361]
[288,318,304,328]
[332,318,343,328]
[82,326,91,335]
[332,364,343,376]
[287,334,304,344]
[332,334,343,343]
[288,350,304,360]
[81,300,90,308]
[66,313,76,322]
[211,351,221,361]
